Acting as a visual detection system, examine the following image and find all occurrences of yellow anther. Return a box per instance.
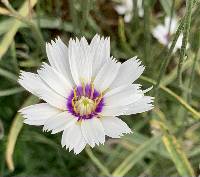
[73,88,77,99]
[72,97,77,113]
[95,92,103,106]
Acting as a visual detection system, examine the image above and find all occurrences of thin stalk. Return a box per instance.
[0,67,18,82]
[178,0,194,86]
[10,41,19,74]
[141,76,200,120]
[143,0,151,64]
[167,0,175,36]
[118,18,133,56]
[2,0,45,53]
[80,0,90,34]
[0,87,24,97]
[69,0,79,35]
[85,146,111,176]
[187,32,200,102]
[154,19,184,95]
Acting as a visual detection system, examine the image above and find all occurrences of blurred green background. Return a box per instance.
[0,0,200,176]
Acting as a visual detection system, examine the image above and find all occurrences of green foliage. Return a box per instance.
[0,0,200,176]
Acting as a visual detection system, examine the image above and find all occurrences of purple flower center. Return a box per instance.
[66,84,104,120]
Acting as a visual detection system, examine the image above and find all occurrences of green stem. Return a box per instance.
[2,0,45,53]
[118,18,133,56]
[80,0,90,34]
[10,41,19,74]
[177,0,194,86]
[0,67,18,82]
[186,32,200,102]
[167,0,175,36]
[69,0,79,36]
[143,0,151,64]
[0,87,24,97]
[85,146,111,177]
[154,19,184,96]
[141,76,200,120]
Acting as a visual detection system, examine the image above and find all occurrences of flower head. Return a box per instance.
[152,16,189,52]
[19,34,154,154]
[115,0,144,23]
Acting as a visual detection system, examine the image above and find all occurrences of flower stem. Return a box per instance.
[143,0,151,64]
[85,146,111,176]
[177,0,194,86]
[141,76,200,120]
[186,32,200,102]
[154,19,184,96]
[1,0,45,54]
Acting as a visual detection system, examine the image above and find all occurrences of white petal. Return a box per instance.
[115,5,127,15]
[19,103,61,126]
[68,37,93,85]
[175,33,183,49]
[124,96,154,115]
[104,84,143,107]
[101,116,132,138]
[170,33,190,52]
[18,71,67,110]
[46,37,74,85]
[90,35,110,78]
[165,17,177,34]
[81,118,105,147]
[93,57,120,91]
[110,57,145,88]
[101,96,154,116]
[78,37,93,83]
[61,123,86,154]
[101,105,128,117]
[137,0,144,17]
[124,13,132,23]
[152,25,168,45]
[43,111,76,133]
[38,63,72,98]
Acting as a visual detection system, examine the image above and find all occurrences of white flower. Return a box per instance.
[115,0,144,23]
[152,16,189,52]
[18,35,154,154]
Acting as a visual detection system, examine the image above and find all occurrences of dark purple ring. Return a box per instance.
[66,84,104,120]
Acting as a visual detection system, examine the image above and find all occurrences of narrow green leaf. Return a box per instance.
[178,0,194,86]
[112,135,161,176]
[0,0,38,59]
[159,0,172,16]
[141,76,200,120]
[0,87,24,97]
[6,95,39,171]
[85,146,111,177]
[0,68,18,82]
[162,135,195,176]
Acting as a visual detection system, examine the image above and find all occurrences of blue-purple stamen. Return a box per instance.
[66,83,104,120]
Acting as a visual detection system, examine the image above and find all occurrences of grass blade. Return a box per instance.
[0,87,24,97]
[178,0,194,86]
[162,135,195,176]
[141,76,200,119]
[6,95,39,171]
[85,146,111,177]
[0,0,38,59]
[159,0,172,16]
[112,135,161,176]
[0,68,18,82]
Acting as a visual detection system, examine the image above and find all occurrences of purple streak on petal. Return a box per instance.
[95,98,104,113]
[76,86,83,97]
[85,84,91,97]
[93,89,100,99]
